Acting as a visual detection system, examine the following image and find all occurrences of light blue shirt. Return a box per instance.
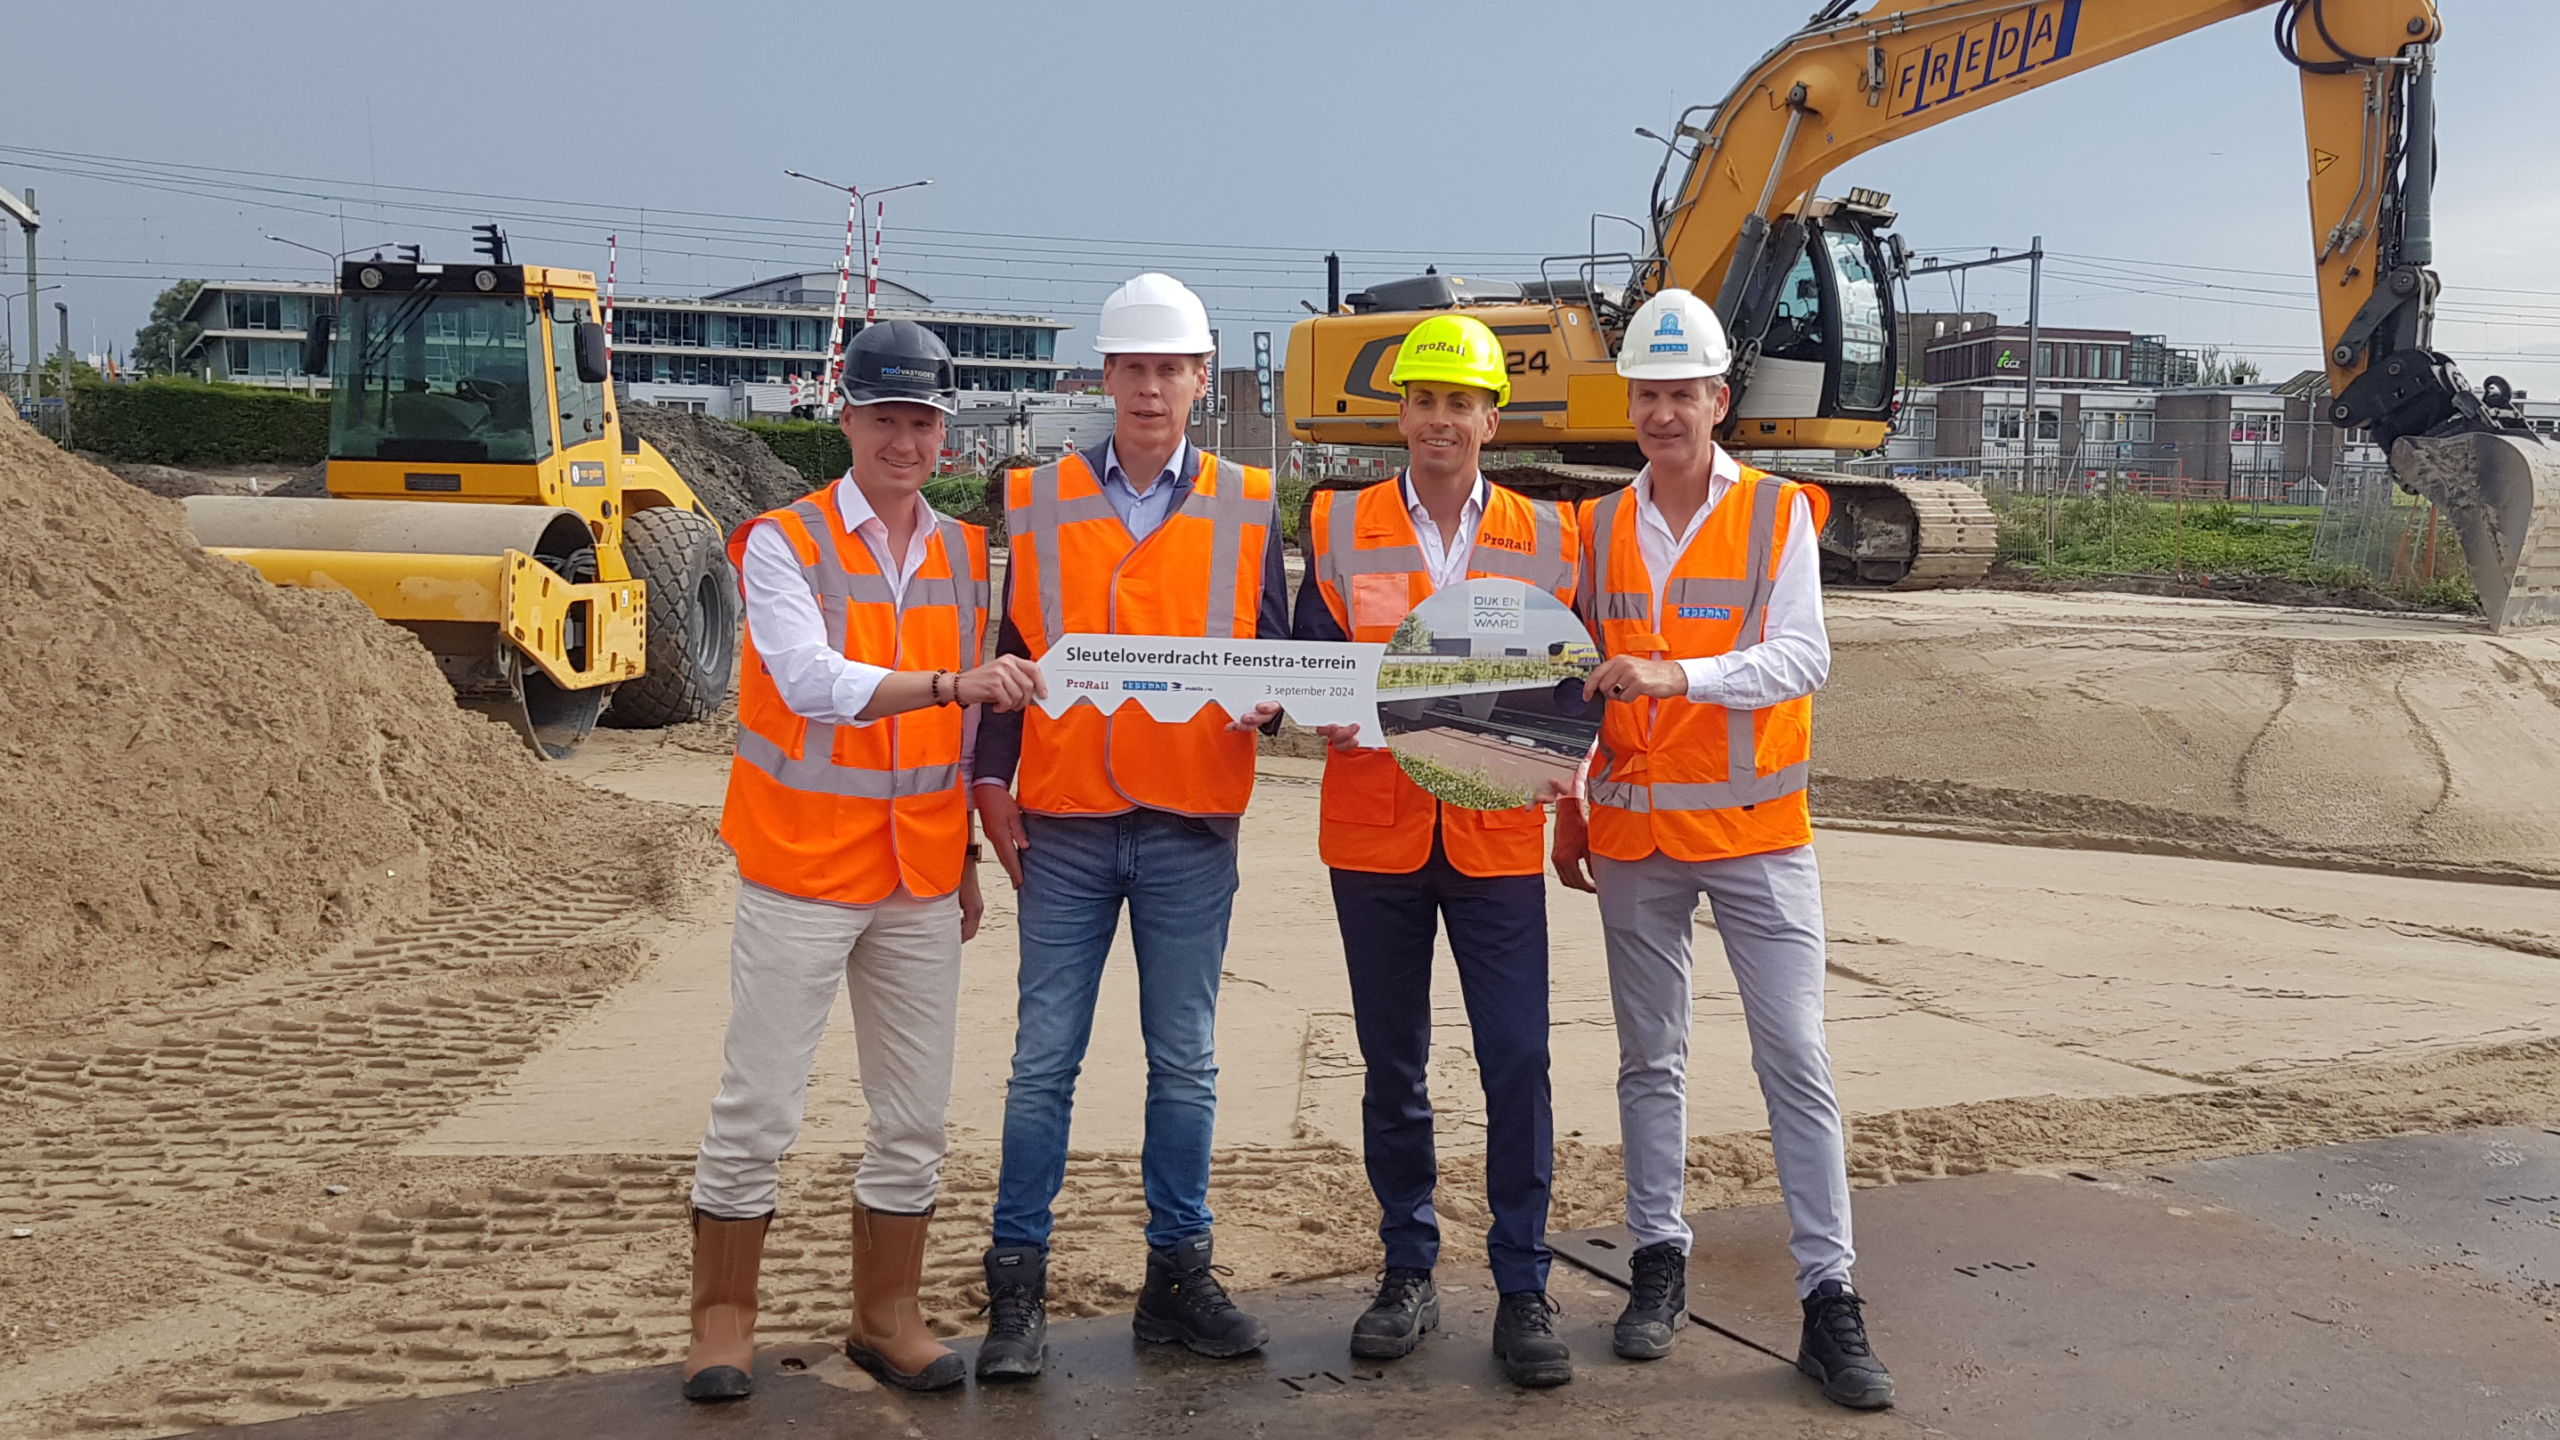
[1101,438,1191,540]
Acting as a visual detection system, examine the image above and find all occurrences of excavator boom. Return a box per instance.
[1288,0,2560,627]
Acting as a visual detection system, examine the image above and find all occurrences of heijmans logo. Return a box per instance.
[1677,605,1733,621]
[1120,680,1170,691]
[1650,310,1691,355]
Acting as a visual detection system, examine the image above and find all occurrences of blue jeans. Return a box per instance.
[992,809,1239,1253]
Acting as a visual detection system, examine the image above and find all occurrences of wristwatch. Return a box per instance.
[964,842,984,861]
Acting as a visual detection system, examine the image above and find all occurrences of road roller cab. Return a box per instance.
[182,245,739,758]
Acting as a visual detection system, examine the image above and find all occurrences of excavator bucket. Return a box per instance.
[2389,432,2560,633]
[182,496,646,758]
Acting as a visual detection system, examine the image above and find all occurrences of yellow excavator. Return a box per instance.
[182,231,738,757]
[1288,0,2559,630]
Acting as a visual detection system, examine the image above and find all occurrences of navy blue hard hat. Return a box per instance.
[840,319,957,414]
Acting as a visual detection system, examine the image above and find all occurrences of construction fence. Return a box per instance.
[2306,465,2467,589]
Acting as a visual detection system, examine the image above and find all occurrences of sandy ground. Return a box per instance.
[5,588,2559,1435]
[1817,588,2560,877]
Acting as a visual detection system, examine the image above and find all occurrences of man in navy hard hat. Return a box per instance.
[683,318,1042,1402]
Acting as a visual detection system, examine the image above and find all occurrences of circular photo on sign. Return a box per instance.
[1378,578,1602,810]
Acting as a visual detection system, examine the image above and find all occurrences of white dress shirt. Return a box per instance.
[738,475,979,775]
[1403,471,1487,591]
[1629,445,1830,710]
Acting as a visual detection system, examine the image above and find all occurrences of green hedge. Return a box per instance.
[70,378,330,466]
[738,419,849,485]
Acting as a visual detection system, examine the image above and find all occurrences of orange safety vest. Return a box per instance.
[1307,478,1580,876]
[1003,449,1275,817]
[1575,464,1829,864]
[720,480,988,905]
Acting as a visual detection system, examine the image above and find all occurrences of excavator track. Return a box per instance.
[1458,464,1998,590]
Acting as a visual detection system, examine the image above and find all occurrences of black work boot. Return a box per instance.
[1491,1290,1573,1388]
[974,1244,1048,1382]
[1797,1279,1894,1409]
[1612,1240,1688,1360]
[1132,1234,1269,1357]
[1349,1267,1439,1360]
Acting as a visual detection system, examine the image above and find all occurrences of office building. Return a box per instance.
[176,280,335,387]
[170,269,1072,416]
[610,271,1070,416]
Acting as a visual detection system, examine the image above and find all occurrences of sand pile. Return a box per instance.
[615,402,813,533]
[1814,590,2560,875]
[90,457,326,501]
[0,416,708,1020]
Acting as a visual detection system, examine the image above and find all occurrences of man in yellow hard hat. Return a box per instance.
[1293,311,1581,1389]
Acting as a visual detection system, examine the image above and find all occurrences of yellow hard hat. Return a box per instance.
[1388,313,1511,408]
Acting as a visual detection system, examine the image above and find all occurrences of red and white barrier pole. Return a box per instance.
[603,233,617,366]
[865,199,883,324]
[824,187,860,408]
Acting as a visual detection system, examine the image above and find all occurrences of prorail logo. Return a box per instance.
[1889,0,2082,119]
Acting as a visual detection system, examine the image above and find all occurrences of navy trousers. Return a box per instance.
[1330,834,1554,1295]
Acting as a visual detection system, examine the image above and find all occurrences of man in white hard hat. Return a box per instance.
[970,273,1289,1380]
[1552,288,1894,1409]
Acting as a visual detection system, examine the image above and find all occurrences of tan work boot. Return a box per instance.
[845,1203,967,1391]
[683,1208,771,1402]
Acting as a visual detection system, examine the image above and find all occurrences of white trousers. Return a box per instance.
[1594,844,1854,1296]
[691,881,963,1218]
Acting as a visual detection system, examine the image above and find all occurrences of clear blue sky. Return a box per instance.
[4,0,2554,391]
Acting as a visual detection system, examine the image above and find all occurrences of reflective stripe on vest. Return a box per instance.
[1001,451,1273,817]
[1309,480,1575,878]
[1582,476,1808,815]
[733,497,986,802]
[1312,477,1575,601]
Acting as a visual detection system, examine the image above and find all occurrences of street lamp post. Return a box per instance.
[265,231,392,277]
[264,234,390,391]
[784,171,930,409]
[0,186,39,411]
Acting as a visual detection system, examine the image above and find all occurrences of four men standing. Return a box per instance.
[689,276,1889,1408]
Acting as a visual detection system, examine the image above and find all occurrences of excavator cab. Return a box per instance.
[1285,189,1995,589]
[1713,195,1902,445]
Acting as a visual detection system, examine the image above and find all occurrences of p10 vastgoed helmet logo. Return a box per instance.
[1890,0,2082,118]
[1650,311,1690,355]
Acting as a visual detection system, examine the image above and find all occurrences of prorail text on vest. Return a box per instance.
[1056,643,1360,671]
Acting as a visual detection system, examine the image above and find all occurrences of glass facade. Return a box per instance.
[221,291,324,331]
[605,304,1061,396]
[221,337,302,379]
[925,323,1054,361]
[612,352,810,385]
[955,366,1050,392]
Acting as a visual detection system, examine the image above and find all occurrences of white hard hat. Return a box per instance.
[1617,288,1732,380]
[1095,272,1214,355]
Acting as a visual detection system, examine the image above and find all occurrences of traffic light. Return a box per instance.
[1253,332,1273,417]
[472,225,511,264]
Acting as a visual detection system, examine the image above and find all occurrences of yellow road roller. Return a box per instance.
[183,239,737,758]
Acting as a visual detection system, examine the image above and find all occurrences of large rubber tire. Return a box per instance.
[602,507,738,728]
